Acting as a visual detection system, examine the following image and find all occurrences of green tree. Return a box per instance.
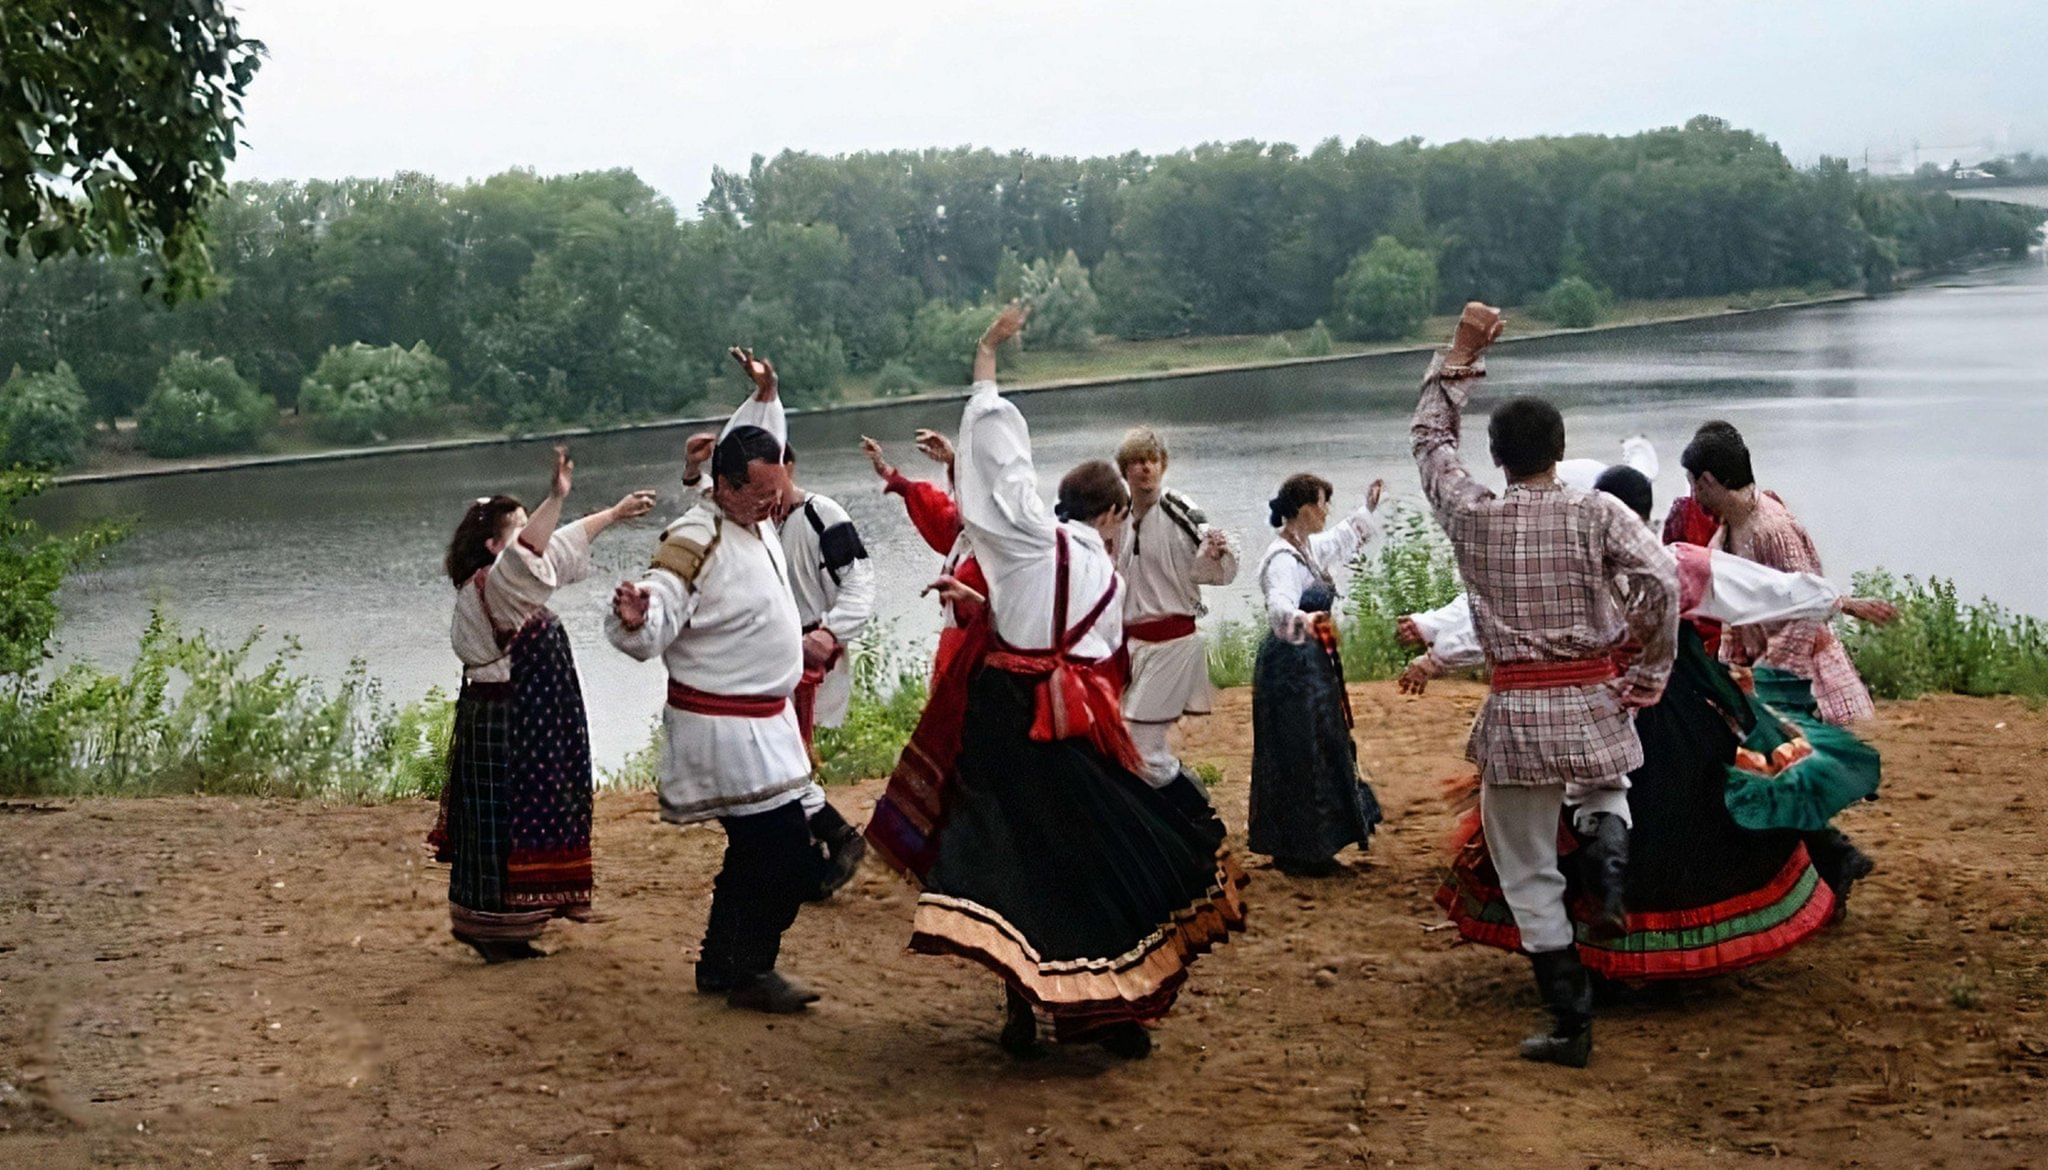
[907,300,1000,384]
[1536,276,1609,329]
[1331,236,1437,341]
[872,359,924,397]
[298,342,452,443]
[0,362,91,469]
[0,1,263,302]
[1301,319,1335,357]
[1019,250,1099,350]
[136,352,272,456]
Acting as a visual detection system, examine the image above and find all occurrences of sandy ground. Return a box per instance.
[3,681,2044,1170]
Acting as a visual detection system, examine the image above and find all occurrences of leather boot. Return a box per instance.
[1579,811,1630,941]
[807,805,868,902]
[1519,948,1593,1068]
[1000,985,1043,1059]
[1803,828,1875,920]
[727,970,820,1014]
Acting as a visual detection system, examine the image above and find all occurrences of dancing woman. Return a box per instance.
[436,447,655,962]
[886,303,1246,1060]
[1247,474,1386,876]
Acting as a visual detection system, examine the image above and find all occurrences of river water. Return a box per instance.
[36,261,2048,768]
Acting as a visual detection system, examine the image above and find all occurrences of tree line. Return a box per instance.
[2,115,2040,468]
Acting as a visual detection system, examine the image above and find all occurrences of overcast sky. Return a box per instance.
[231,0,2048,211]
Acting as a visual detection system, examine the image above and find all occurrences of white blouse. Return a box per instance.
[449,516,595,684]
[955,380,1122,659]
[1256,501,1379,643]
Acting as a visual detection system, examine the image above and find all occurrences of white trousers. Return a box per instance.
[1479,781,1631,955]
[1126,719,1181,788]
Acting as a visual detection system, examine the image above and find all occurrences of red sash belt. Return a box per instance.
[985,649,1144,776]
[667,680,788,717]
[1489,656,1619,692]
[1125,614,1198,644]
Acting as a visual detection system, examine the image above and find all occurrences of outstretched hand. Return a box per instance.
[859,436,894,480]
[612,581,650,630]
[1366,478,1385,512]
[728,346,778,400]
[549,445,574,499]
[612,490,658,521]
[1839,597,1899,625]
[1395,616,1423,647]
[1442,301,1504,378]
[684,431,717,475]
[922,574,986,609]
[980,300,1030,350]
[914,428,955,467]
[1397,654,1438,695]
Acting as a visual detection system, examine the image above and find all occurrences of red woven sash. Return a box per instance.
[1489,656,1619,692]
[1125,614,1198,643]
[667,680,788,717]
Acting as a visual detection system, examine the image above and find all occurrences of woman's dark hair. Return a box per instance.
[445,495,523,586]
[1055,459,1130,523]
[1487,397,1566,479]
[1594,465,1654,522]
[1269,473,1333,527]
[1680,421,1755,490]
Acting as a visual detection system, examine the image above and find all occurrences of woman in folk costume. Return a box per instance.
[1247,473,1387,876]
[878,302,1247,1061]
[1409,465,1895,982]
[859,428,988,677]
[434,446,656,962]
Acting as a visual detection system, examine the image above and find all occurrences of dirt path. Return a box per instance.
[3,683,2044,1169]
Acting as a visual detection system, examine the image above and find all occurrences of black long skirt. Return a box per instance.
[909,667,1246,1042]
[1247,631,1382,863]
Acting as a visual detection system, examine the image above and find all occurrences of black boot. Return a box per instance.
[696,953,738,994]
[1000,986,1044,1059]
[727,970,820,1014]
[1803,828,1875,920]
[807,804,868,902]
[1098,1022,1153,1060]
[1519,948,1593,1068]
[1579,811,1630,941]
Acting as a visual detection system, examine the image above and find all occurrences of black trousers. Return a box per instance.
[702,798,820,978]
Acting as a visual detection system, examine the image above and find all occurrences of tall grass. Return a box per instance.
[0,609,451,799]
[1209,504,1464,688]
[1841,571,2048,700]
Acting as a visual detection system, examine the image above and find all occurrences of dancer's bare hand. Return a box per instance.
[914,429,954,467]
[1366,478,1385,512]
[859,436,894,480]
[923,574,985,608]
[728,346,778,400]
[1395,616,1423,647]
[549,445,574,499]
[684,431,717,477]
[612,490,658,521]
[1397,655,1437,695]
[802,629,839,669]
[612,581,650,630]
[1200,528,1231,560]
[980,300,1030,350]
[1839,597,1899,625]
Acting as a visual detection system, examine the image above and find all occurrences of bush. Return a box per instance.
[872,359,925,397]
[1301,320,1335,357]
[1842,571,2048,699]
[1,362,91,470]
[1331,236,1438,342]
[814,627,929,784]
[907,300,1001,385]
[1261,334,1295,360]
[136,353,274,457]
[1536,276,1609,329]
[1018,249,1100,351]
[298,342,453,444]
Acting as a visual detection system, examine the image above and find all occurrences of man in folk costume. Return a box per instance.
[1411,303,1679,1067]
[1681,421,1881,910]
[1112,426,1238,824]
[606,348,826,1014]
[678,439,876,900]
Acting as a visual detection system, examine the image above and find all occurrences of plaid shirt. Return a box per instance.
[1715,489,1875,725]
[1412,355,1679,787]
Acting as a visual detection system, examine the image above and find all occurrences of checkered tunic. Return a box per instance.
[1411,354,1679,787]
[1714,490,1875,726]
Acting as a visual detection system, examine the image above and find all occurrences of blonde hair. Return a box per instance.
[1115,426,1168,472]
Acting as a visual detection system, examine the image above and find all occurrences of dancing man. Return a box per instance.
[1680,421,1882,910]
[1114,426,1238,824]
[1411,304,1678,1067]
[606,348,825,1014]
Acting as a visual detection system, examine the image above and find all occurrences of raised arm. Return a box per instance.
[1305,480,1384,570]
[515,446,574,552]
[955,303,1049,568]
[721,347,787,447]
[1411,304,1503,526]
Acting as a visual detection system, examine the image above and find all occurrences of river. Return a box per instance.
[36,260,2048,768]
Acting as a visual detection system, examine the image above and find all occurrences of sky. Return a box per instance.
[231,0,2048,211]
